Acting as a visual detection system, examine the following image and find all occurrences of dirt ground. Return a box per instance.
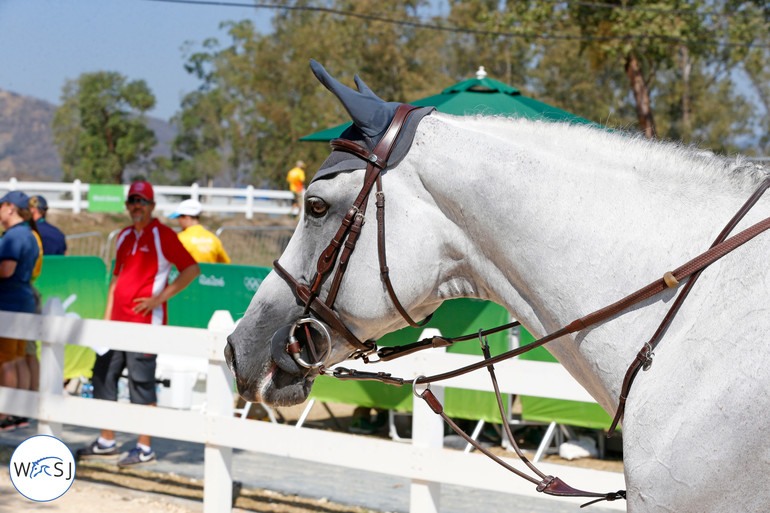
[0,465,375,513]
[1,440,375,513]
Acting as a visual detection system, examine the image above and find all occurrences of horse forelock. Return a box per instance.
[429,112,768,193]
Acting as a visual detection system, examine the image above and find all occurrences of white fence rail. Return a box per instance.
[0,178,295,219]
[0,311,624,512]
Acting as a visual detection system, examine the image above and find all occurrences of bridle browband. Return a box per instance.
[273,102,770,506]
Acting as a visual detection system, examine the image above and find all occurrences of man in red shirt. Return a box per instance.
[77,181,200,467]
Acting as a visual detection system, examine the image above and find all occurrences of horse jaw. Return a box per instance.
[224,270,306,406]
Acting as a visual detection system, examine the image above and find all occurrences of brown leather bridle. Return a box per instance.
[273,102,770,506]
[273,104,431,369]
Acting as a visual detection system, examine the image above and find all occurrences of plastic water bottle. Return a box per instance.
[80,383,93,398]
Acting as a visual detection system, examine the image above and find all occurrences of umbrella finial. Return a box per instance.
[476,66,487,80]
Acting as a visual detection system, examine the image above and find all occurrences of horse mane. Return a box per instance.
[437,113,769,193]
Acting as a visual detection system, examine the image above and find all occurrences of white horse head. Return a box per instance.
[227,61,770,511]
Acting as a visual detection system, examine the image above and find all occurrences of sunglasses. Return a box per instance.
[126,197,153,206]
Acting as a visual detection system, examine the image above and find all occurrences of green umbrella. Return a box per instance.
[300,67,597,141]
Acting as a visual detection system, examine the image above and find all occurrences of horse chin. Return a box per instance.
[256,363,316,407]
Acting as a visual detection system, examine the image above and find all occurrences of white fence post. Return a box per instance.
[38,339,64,438]
[204,311,236,513]
[410,329,445,513]
[245,185,255,220]
[73,179,82,214]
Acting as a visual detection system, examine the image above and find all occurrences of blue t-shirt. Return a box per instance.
[37,218,67,255]
[0,222,39,313]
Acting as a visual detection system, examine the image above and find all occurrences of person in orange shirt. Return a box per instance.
[286,160,306,215]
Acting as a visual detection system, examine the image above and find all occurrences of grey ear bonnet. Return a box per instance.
[309,59,435,183]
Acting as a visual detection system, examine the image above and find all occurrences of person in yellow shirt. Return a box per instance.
[287,160,306,194]
[168,199,231,264]
[286,160,306,215]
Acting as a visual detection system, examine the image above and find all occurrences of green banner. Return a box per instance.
[167,264,272,329]
[35,256,108,380]
[311,298,512,423]
[88,184,125,212]
[36,256,611,429]
[518,328,613,429]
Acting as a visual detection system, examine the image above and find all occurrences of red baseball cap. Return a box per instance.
[127,181,154,201]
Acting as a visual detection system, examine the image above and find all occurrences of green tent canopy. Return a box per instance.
[300,68,597,141]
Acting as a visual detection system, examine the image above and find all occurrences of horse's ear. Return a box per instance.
[309,59,398,140]
[353,74,376,97]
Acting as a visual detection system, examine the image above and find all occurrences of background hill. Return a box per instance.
[0,89,175,181]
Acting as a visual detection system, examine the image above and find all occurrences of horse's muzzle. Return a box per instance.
[224,338,236,376]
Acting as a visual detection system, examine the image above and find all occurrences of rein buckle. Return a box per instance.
[641,342,655,372]
[325,366,404,386]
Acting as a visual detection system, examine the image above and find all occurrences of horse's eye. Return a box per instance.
[306,197,329,218]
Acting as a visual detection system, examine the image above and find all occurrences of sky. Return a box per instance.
[0,0,450,122]
[0,0,275,120]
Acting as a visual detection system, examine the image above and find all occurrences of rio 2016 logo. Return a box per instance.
[9,435,76,502]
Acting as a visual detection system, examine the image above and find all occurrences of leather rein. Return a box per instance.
[274,103,770,507]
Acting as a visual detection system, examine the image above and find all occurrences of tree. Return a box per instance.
[52,71,157,184]
[522,28,637,128]
[443,0,534,86]
[490,0,769,149]
[171,0,768,188]
[172,0,454,187]
[726,1,770,154]
[744,46,770,154]
[170,87,236,186]
[561,0,714,139]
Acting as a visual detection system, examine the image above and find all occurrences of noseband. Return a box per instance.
[273,104,430,368]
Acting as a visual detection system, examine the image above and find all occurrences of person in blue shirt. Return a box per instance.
[31,195,67,255]
[0,190,40,431]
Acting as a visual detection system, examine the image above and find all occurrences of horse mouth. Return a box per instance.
[229,357,315,407]
[225,328,320,407]
[257,363,315,406]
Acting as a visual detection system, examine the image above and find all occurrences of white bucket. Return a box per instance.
[157,370,197,409]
